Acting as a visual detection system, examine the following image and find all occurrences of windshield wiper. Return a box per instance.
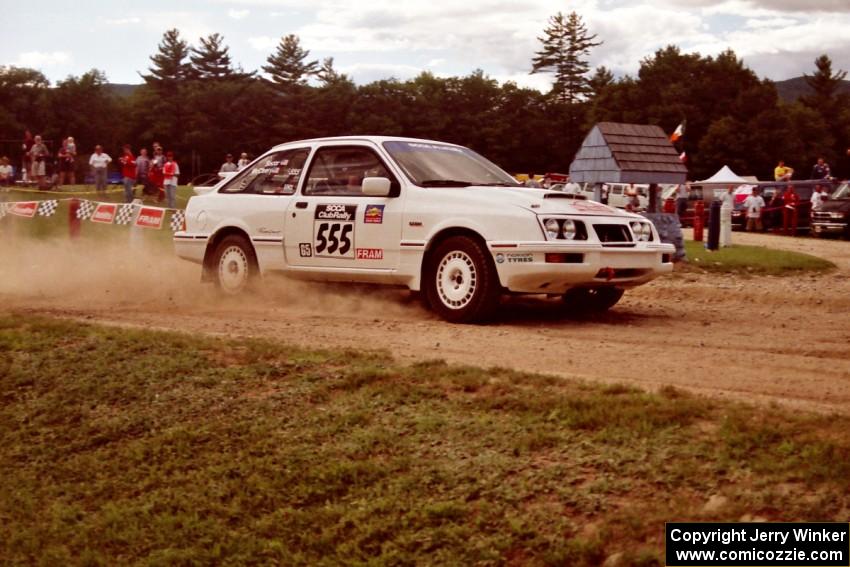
[419,179,474,187]
[477,182,521,187]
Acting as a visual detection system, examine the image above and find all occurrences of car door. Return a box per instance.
[283,144,404,271]
[214,147,310,270]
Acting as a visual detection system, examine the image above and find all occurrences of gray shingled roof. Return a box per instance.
[569,122,688,185]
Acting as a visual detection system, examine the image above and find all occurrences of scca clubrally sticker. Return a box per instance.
[314,204,357,258]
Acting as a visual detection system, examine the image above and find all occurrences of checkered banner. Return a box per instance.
[0,202,7,219]
[37,200,59,217]
[76,200,95,220]
[170,209,185,232]
[115,203,136,225]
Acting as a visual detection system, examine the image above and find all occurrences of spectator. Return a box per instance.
[237,152,250,169]
[774,160,793,181]
[524,174,541,188]
[810,184,826,212]
[21,130,33,183]
[149,146,165,200]
[810,157,831,180]
[59,136,77,186]
[782,184,799,235]
[742,187,765,232]
[136,148,152,195]
[119,145,137,203]
[0,156,12,186]
[29,135,50,187]
[88,145,112,193]
[768,189,785,229]
[675,183,688,219]
[625,187,641,212]
[719,185,734,247]
[162,151,180,209]
[219,153,238,173]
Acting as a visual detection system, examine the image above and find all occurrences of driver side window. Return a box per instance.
[304,146,391,196]
[220,148,310,195]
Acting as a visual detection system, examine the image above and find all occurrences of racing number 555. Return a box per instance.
[316,222,353,256]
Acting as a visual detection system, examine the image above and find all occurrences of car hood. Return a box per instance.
[460,186,639,218]
[820,199,850,213]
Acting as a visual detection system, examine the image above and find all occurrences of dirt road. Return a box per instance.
[3,231,849,414]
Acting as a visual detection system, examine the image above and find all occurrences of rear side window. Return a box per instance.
[304,146,393,196]
[220,148,310,195]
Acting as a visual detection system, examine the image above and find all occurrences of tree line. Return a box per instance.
[0,14,848,182]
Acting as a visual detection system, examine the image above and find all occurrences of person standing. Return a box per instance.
[782,185,799,235]
[0,156,13,186]
[136,148,151,195]
[675,183,689,219]
[58,137,77,186]
[237,152,250,170]
[719,185,734,247]
[162,151,180,209]
[810,157,831,180]
[119,145,137,203]
[219,153,237,173]
[149,145,165,200]
[88,145,112,193]
[21,130,33,183]
[743,187,765,232]
[29,135,50,188]
[811,184,826,213]
[774,160,793,181]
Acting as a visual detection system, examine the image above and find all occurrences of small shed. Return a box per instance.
[569,122,688,185]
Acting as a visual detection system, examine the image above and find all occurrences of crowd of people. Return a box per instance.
[1,130,253,209]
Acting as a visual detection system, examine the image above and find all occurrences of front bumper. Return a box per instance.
[490,242,675,294]
[812,222,847,235]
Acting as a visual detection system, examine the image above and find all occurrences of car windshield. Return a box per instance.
[831,183,849,199]
[383,141,520,187]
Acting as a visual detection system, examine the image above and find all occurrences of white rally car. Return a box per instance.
[175,136,674,322]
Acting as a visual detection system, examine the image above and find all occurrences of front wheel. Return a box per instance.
[424,236,501,323]
[211,234,258,295]
[562,287,624,314]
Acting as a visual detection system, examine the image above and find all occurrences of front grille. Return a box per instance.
[812,211,838,222]
[593,224,632,244]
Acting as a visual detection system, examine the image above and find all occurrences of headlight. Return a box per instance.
[630,221,652,241]
[830,212,845,219]
[544,218,560,240]
[562,219,577,240]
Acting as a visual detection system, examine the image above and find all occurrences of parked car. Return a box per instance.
[731,181,829,232]
[812,182,850,238]
[174,136,675,322]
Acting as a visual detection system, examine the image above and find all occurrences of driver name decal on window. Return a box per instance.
[314,204,357,258]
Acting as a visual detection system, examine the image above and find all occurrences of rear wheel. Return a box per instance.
[562,287,624,313]
[424,236,500,323]
[211,234,258,295]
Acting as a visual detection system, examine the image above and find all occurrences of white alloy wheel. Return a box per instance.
[436,250,478,309]
[217,245,251,294]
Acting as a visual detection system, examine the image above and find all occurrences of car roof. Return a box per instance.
[269,135,464,152]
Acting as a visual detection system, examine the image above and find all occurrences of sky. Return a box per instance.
[2,0,849,89]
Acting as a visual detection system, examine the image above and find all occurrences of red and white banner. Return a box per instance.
[9,201,38,218]
[91,203,118,224]
[134,206,165,229]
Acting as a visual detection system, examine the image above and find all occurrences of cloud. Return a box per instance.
[103,17,141,25]
[228,8,250,20]
[16,51,71,67]
[672,0,850,12]
[339,62,425,83]
[248,36,280,51]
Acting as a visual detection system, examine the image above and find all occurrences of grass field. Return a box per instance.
[1,315,848,565]
[683,241,835,275]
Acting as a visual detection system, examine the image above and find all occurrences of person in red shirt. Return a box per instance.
[782,185,799,235]
[119,145,137,203]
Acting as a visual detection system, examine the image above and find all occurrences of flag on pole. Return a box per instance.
[679,151,687,163]
[670,122,685,142]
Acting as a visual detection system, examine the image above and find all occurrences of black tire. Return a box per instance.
[424,236,501,323]
[562,287,624,314]
[210,234,259,295]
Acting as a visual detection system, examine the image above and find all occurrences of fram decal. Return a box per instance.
[9,201,38,217]
[299,243,313,257]
[91,203,118,224]
[356,248,383,260]
[364,204,385,224]
[134,207,165,229]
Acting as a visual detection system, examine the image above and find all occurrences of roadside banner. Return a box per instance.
[91,203,118,224]
[135,206,165,229]
[76,200,95,220]
[115,204,137,225]
[37,200,59,217]
[9,201,38,218]
[169,210,185,232]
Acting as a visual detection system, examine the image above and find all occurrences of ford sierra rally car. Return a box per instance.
[174,136,674,322]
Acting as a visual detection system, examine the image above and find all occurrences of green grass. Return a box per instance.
[684,240,835,275]
[1,315,849,565]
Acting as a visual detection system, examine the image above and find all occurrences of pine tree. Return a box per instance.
[262,34,318,89]
[190,33,253,81]
[588,66,614,97]
[531,11,602,104]
[143,29,192,84]
[317,57,346,86]
[803,54,847,110]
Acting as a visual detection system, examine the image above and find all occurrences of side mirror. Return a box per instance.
[362,176,392,197]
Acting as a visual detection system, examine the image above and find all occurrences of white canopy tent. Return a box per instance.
[699,165,749,184]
